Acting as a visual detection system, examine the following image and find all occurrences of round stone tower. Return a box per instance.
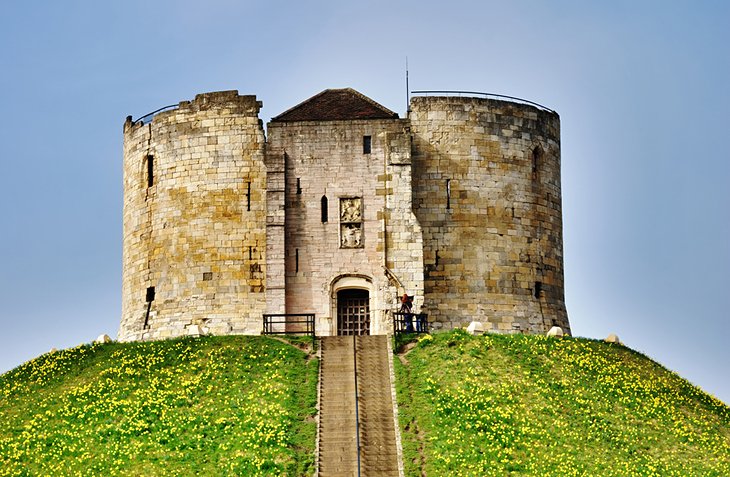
[119,91,268,342]
[409,95,569,334]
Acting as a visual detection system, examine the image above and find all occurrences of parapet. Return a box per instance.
[125,90,262,131]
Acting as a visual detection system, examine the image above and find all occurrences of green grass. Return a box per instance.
[0,335,318,476]
[394,330,730,477]
[4,330,729,476]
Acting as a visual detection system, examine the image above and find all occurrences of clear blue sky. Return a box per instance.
[1,1,728,403]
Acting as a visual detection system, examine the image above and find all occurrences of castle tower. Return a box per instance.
[119,88,570,341]
[409,95,570,334]
[119,91,268,341]
[266,89,424,336]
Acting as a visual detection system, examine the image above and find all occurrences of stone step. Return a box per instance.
[318,335,400,477]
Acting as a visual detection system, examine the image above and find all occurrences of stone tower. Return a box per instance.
[119,88,570,341]
[410,96,569,334]
[120,92,268,341]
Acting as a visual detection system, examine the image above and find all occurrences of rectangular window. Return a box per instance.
[363,136,371,154]
[145,286,155,302]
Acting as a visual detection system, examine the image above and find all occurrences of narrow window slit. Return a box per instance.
[363,135,371,154]
[146,155,154,188]
[446,179,451,209]
[246,181,251,211]
[532,146,542,177]
[295,249,299,273]
[321,195,328,223]
[296,178,302,195]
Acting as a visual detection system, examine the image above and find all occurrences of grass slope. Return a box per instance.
[0,336,318,477]
[395,330,730,477]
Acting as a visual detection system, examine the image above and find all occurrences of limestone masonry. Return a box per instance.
[119,88,570,341]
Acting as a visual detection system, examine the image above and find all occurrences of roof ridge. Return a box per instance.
[270,88,399,122]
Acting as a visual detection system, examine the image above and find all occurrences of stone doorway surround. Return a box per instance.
[337,289,370,335]
[331,274,374,336]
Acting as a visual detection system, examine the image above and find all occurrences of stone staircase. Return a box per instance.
[318,335,401,477]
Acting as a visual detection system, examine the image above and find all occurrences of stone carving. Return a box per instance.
[341,223,362,248]
[340,198,362,222]
[340,198,363,248]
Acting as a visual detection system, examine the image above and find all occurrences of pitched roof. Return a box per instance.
[271,88,399,122]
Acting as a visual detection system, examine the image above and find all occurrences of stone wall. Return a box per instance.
[119,91,268,341]
[266,119,423,335]
[409,96,570,334]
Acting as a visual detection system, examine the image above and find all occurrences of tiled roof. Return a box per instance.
[271,88,399,122]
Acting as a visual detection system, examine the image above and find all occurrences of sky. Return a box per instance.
[1,1,728,403]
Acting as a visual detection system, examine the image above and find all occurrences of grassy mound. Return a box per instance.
[0,335,318,477]
[395,330,730,477]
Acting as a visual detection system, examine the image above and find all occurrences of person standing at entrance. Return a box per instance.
[400,293,414,332]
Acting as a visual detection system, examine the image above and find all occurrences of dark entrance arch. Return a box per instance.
[336,289,370,336]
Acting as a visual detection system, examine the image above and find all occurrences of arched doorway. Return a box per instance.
[337,288,370,336]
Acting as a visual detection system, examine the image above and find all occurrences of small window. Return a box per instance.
[534,281,542,299]
[363,136,371,154]
[321,195,328,223]
[446,179,451,209]
[296,178,302,194]
[146,155,154,187]
[203,272,213,281]
[532,146,542,175]
[145,286,155,302]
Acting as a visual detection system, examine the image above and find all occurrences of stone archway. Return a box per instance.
[330,275,374,336]
[336,288,370,335]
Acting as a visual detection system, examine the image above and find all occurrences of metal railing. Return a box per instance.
[411,90,556,114]
[262,314,316,343]
[352,334,362,477]
[131,104,179,125]
[393,312,429,335]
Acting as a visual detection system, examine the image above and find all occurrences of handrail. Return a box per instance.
[393,312,429,335]
[353,335,362,477]
[131,104,179,125]
[262,313,316,346]
[410,90,556,114]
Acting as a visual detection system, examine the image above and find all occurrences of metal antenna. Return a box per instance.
[405,57,410,115]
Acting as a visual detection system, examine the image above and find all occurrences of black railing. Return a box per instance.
[262,314,316,343]
[410,90,555,114]
[131,104,179,125]
[393,312,429,335]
